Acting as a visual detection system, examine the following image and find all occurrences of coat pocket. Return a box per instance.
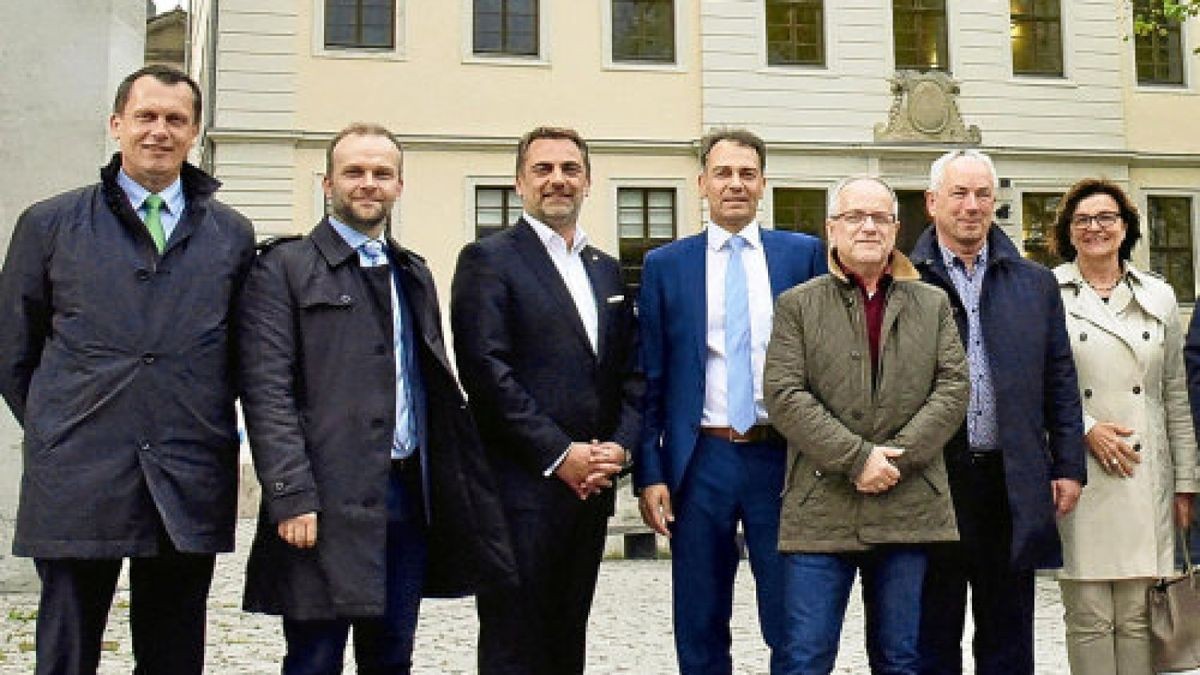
[298,292,357,311]
[782,460,823,508]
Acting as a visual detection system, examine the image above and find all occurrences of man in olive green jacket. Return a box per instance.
[763,175,969,674]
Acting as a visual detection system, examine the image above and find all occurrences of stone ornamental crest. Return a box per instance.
[874,71,981,144]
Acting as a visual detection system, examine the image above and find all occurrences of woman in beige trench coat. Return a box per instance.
[1051,178,1198,675]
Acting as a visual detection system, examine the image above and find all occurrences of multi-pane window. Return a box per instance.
[612,0,675,63]
[475,186,522,240]
[765,0,824,66]
[474,0,538,57]
[1148,196,1195,302]
[772,188,825,238]
[893,0,949,72]
[1021,192,1063,268]
[618,188,676,290]
[1135,0,1185,85]
[1010,0,1063,76]
[325,0,395,49]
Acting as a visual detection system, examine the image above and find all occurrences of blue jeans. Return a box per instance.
[783,547,927,675]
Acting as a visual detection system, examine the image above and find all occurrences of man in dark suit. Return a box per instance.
[911,149,1084,675]
[635,128,826,674]
[451,126,642,675]
[238,123,516,674]
[0,65,256,674]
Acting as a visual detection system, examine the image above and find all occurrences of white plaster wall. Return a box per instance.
[700,0,1126,151]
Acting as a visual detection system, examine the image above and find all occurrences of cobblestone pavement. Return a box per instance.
[0,520,1187,674]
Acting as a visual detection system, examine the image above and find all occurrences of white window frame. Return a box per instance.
[1141,189,1200,304]
[464,176,522,241]
[602,0,687,72]
[886,0,957,75]
[757,0,833,74]
[461,0,551,67]
[1130,3,1194,91]
[1006,0,1074,84]
[609,178,688,243]
[763,183,829,234]
[312,0,408,61]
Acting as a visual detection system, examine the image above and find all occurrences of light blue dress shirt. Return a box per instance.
[328,217,418,459]
[117,169,185,242]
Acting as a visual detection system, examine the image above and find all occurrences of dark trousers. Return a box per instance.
[475,497,609,675]
[34,543,215,675]
[670,435,787,675]
[918,451,1035,675]
[283,465,427,675]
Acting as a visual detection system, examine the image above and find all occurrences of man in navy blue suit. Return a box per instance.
[635,129,826,674]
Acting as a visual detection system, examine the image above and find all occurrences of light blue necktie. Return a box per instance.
[725,234,756,434]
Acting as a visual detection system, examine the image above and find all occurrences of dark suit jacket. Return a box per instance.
[239,219,516,620]
[450,219,642,514]
[633,227,826,493]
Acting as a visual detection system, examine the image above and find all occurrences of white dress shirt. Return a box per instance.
[525,214,600,475]
[703,221,773,426]
[525,214,599,353]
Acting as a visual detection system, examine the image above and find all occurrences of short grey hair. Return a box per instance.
[928,149,998,192]
[826,175,899,218]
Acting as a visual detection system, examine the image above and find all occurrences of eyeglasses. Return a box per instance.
[831,211,897,227]
[1070,212,1122,230]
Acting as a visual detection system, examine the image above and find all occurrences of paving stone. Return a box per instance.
[0,520,1194,673]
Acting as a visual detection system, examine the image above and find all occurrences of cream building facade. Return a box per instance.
[189,0,1200,304]
[189,0,702,290]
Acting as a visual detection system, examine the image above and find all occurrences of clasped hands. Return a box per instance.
[855,446,905,494]
[556,440,626,500]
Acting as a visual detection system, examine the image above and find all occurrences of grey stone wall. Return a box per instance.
[0,0,146,591]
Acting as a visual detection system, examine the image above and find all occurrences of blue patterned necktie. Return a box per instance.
[725,234,756,434]
[360,240,386,267]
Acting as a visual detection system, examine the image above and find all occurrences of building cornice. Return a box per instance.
[205,128,698,155]
[203,128,1200,168]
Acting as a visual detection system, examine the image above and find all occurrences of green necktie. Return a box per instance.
[144,194,166,254]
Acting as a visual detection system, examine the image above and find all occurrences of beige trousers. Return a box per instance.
[1059,578,1155,675]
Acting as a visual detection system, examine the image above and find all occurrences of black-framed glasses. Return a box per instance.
[831,211,897,227]
[1070,212,1122,230]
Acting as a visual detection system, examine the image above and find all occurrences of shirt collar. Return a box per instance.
[525,212,589,255]
[938,239,988,271]
[706,221,763,252]
[328,216,385,252]
[117,169,184,216]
